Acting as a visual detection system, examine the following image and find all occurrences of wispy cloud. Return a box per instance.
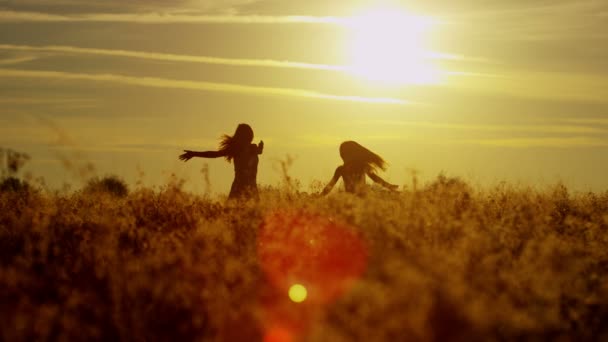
[354,120,608,134]
[0,97,96,105]
[47,143,183,153]
[0,55,38,65]
[442,0,607,18]
[291,134,414,147]
[462,137,608,148]
[554,118,608,126]
[447,70,608,104]
[0,10,343,24]
[441,1,608,41]
[0,68,407,104]
[0,44,347,72]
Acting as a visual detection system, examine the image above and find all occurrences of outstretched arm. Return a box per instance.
[320,166,343,196]
[368,172,399,191]
[179,150,227,162]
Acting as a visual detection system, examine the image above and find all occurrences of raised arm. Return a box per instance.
[367,172,399,191]
[257,140,264,155]
[320,166,343,196]
[179,150,227,162]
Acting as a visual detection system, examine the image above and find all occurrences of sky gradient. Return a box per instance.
[1,0,608,193]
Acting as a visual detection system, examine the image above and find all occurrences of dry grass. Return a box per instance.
[1,175,608,341]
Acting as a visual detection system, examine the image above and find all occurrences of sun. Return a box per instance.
[345,7,443,86]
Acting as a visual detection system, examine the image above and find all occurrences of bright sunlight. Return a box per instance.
[345,7,443,86]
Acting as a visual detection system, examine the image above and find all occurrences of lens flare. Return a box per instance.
[258,210,368,303]
[288,284,307,303]
[263,326,293,342]
[257,210,368,341]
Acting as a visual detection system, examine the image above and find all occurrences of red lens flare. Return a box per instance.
[257,209,368,339]
[263,325,293,342]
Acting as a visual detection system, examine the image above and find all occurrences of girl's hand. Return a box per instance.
[179,150,194,162]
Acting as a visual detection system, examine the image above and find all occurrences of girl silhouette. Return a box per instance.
[179,123,263,200]
[321,141,398,195]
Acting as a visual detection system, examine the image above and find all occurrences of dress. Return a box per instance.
[341,164,368,194]
[228,144,260,200]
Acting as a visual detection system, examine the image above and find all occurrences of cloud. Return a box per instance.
[353,120,608,134]
[0,44,347,72]
[2,1,606,39]
[0,10,343,24]
[0,97,96,105]
[0,0,254,15]
[47,143,182,153]
[462,137,608,148]
[291,134,413,147]
[0,68,407,104]
[554,118,608,126]
[446,70,608,104]
[0,92,98,113]
[0,55,38,65]
[440,0,608,41]
[0,45,475,81]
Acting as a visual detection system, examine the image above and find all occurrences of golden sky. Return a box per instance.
[1,0,608,192]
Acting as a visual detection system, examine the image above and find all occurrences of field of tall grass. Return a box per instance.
[1,174,608,341]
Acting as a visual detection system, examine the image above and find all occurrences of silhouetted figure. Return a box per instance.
[179,124,263,201]
[321,141,398,195]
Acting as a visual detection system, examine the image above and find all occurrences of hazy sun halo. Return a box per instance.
[345,7,442,86]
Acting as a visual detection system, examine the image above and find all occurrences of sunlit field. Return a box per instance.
[2,172,608,341]
[2,0,608,340]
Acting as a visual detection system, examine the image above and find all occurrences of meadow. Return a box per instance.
[1,174,608,341]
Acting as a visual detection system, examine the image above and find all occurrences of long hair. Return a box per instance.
[339,141,387,172]
[219,123,254,162]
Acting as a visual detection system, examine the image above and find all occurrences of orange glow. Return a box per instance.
[264,326,293,342]
[258,210,368,304]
